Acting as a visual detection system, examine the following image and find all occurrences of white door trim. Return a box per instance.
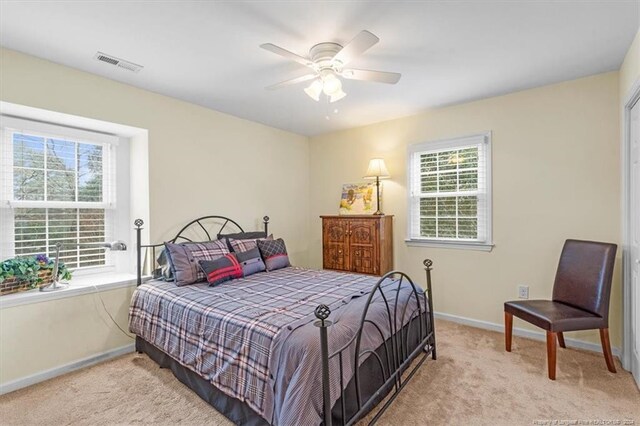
[622,77,640,372]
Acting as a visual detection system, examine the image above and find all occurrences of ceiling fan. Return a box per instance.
[261,30,401,103]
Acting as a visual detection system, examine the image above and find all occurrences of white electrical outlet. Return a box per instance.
[518,285,529,299]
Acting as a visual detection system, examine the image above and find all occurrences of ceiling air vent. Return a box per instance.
[94,51,143,73]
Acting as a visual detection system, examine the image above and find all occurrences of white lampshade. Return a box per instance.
[304,79,323,101]
[363,158,390,179]
[329,89,346,103]
[322,73,342,96]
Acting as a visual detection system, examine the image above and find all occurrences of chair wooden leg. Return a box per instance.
[504,312,513,352]
[599,328,617,373]
[557,332,566,348]
[546,331,557,380]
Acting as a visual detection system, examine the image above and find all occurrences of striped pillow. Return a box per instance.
[199,254,243,287]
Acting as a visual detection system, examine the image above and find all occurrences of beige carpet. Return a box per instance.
[1,320,638,425]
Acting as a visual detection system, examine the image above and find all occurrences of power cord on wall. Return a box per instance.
[91,284,135,340]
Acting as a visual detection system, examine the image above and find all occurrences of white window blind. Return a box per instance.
[0,117,118,270]
[407,133,492,248]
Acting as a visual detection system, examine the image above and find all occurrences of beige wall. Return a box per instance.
[0,286,135,385]
[0,47,310,389]
[620,29,640,103]
[0,47,310,263]
[309,72,622,347]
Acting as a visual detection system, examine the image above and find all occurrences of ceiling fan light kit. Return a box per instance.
[321,72,341,95]
[329,89,347,103]
[303,70,347,103]
[304,79,323,101]
[261,30,401,103]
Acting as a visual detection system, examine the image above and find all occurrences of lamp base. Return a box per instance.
[373,177,384,216]
[39,281,69,292]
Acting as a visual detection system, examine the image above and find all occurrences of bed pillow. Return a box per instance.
[228,234,273,253]
[198,254,243,287]
[156,249,173,281]
[235,247,266,277]
[218,231,267,241]
[164,239,230,286]
[218,231,267,251]
[257,238,290,271]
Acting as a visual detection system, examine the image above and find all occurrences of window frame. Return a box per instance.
[405,131,493,251]
[0,116,120,274]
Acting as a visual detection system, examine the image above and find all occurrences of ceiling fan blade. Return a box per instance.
[342,69,401,84]
[260,43,313,68]
[333,30,379,66]
[266,74,317,90]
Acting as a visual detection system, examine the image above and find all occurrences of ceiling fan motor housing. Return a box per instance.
[309,42,344,72]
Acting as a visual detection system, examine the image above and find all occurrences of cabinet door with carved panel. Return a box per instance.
[321,215,393,276]
[322,219,349,271]
[348,220,377,275]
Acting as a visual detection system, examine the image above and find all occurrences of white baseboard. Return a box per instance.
[434,311,621,358]
[0,343,135,396]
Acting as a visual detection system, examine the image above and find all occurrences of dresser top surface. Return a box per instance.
[320,215,394,219]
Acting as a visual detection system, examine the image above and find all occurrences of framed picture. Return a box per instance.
[339,182,380,215]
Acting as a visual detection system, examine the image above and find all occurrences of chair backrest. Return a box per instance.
[552,239,617,320]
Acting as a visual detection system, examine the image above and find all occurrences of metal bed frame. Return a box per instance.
[314,260,436,426]
[132,216,436,425]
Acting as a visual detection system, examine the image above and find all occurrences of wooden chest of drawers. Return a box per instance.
[321,215,393,276]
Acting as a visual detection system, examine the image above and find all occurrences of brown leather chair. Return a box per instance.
[504,239,617,380]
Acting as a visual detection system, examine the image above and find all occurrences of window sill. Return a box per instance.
[405,239,494,252]
[0,273,139,309]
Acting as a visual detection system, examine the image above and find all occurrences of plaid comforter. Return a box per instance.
[129,267,407,423]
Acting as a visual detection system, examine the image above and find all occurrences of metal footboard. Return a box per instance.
[315,259,436,426]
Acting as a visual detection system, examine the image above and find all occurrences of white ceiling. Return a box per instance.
[0,1,638,136]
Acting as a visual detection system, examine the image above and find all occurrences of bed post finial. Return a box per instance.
[423,258,433,271]
[263,216,270,236]
[314,304,331,323]
[135,219,144,286]
[423,259,436,359]
[314,304,332,426]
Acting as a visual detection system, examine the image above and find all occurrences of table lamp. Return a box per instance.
[363,158,390,215]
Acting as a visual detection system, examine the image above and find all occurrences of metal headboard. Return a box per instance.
[133,215,270,285]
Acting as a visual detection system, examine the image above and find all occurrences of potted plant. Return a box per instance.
[0,254,72,295]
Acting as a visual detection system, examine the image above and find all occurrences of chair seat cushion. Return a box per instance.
[504,300,605,332]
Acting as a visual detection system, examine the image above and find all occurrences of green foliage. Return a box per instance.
[0,255,72,289]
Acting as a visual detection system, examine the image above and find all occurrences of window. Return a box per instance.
[407,132,492,250]
[1,117,118,270]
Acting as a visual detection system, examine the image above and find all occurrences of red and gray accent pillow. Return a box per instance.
[164,239,230,286]
[198,254,243,287]
[256,238,290,271]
